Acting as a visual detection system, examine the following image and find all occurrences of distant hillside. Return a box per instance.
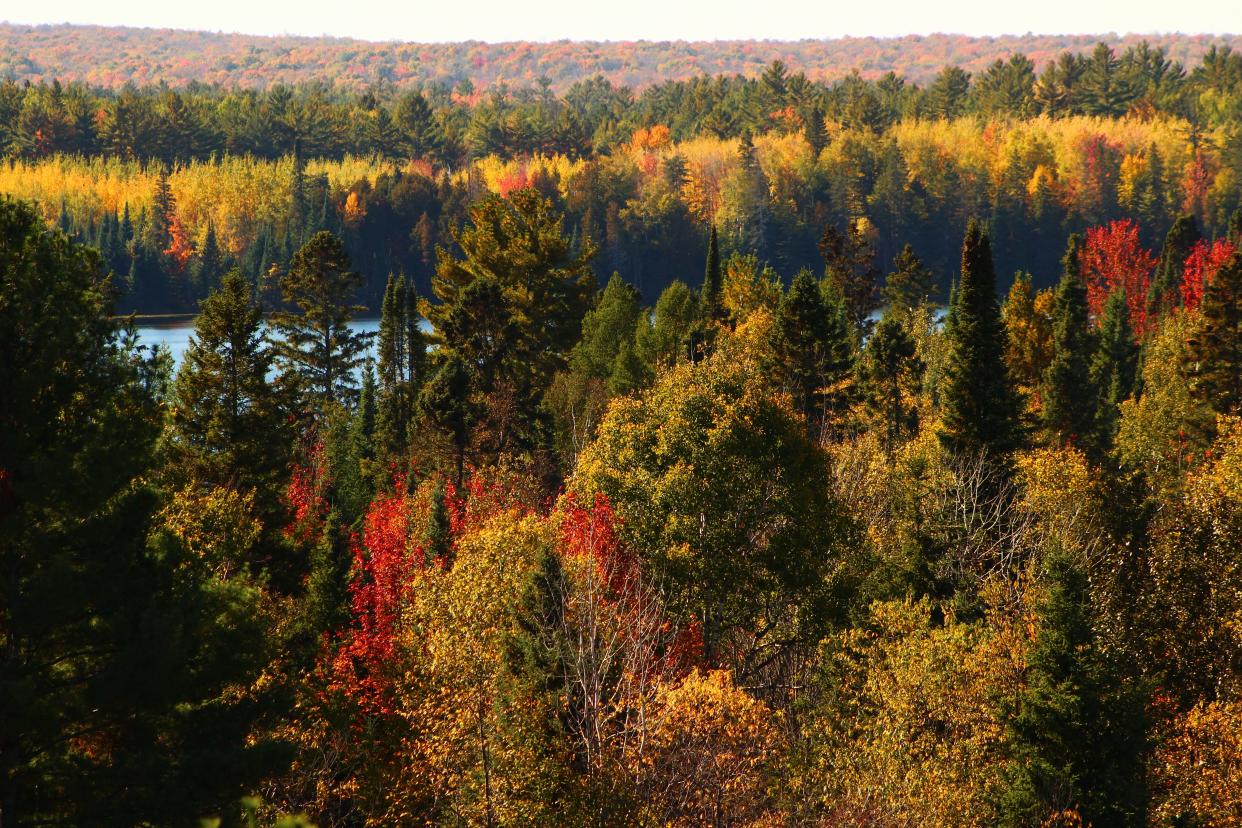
[1,23,1240,91]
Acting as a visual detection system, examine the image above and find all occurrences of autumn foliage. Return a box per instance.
[1080,219,1157,338]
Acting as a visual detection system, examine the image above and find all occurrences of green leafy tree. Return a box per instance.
[272,231,372,409]
[637,280,698,369]
[939,219,1025,460]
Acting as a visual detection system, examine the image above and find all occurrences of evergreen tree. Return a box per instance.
[1090,289,1139,447]
[191,221,223,297]
[1148,214,1201,320]
[701,224,723,321]
[376,273,426,462]
[636,280,698,369]
[572,272,642,380]
[994,550,1147,827]
[167,269,293,523]
[939,219,1024,460]
[1041,236,1099,450]
[1185,249,1242,416]
[271,230,372,410]
[299,509,351,639]
[774,268,854,436]
[820,219,882,340]
[0,197,282,823]
[864,314,924,452]
[419,353,479,487]
[883,243,936,318]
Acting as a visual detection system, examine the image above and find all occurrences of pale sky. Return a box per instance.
[4,0,1239,42]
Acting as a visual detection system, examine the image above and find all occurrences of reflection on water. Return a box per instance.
[135,317,390,368]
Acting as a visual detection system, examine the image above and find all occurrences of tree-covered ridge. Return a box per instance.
[2,24,1242,91]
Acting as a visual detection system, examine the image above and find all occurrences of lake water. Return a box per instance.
[135,317,388,368]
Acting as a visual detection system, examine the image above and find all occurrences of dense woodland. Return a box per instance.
[1,39,1242,311]
[5,29,1242,828]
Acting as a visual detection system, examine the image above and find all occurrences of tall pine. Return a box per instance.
[1090,289,1139,447]
[1185,249,1242,417]
[939,219,1024,459]
[1041,235,1098,450]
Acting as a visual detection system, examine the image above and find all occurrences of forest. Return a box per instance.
[3,29,1242,828]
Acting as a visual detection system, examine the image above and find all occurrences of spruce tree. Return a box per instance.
[1090,289,1139,447]
[938,219,1024,460]
[1148,214,1201,320]
[167,269,293,522]
[419,353,479,487]
[864,314,923,452]
[774,268,854,436]
[1185,249,1242,416]
[883,243,936,318]
[376,273,426,462]
[701,224,723,321]
[573,272,642,380]
[1041,235,1099,450]
[994,550,1147,827]
[271,230,372,410]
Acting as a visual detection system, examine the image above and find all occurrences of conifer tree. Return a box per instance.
[419,353,479,487]
[939,219,1024,460]
[376,273,426,461]
[1185,249,1242,416]
[883,243,936,318]
[864,314,923,452]
[1041,236,1098,450]
[701,224,723,321]
[994,550,1146,827]
[271,230,372,410]
[774,268,854,436]
[1148,214,1201,319]
[1090,289,1139,446]
[573,272,642,380]
[167,269,293,520]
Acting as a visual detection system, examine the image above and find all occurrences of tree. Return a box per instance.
[428,187,595,398]
[1041,238,1099,451]
[1080,219,1157,340]
[994,551,1147,828]
[573,348,854,678]
[1185,250,1242,417]
[167,269,292,518]
[637,280,697,370]
[884,243,936,318]
[939,219,1024,461]
[820,218,882,339]
[0,197,281,823]
[572,272,643,381]
[375,273,426,462]
[271,231,372,409]
[419,353,479,486]
[774,268,855,437]
[864,314,924,452]
[925,66,972,118]
[1149,214,1202,319]
[700,224,723,321]
[1090,289,1139,448]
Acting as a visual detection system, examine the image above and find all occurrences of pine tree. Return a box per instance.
[1041,236,1099,450]
[1148,214,1201,320]
[0,198,280,823]
[1090,289,1139,447]
[701,224,723,321]
[1185,249,1242,416]
[271,231,372,410]
[883,243,936,318]
[939,218,1024,460]
[419,353,479,487]
[774,268,854,436]
[994,550,1146,827]
[167,269,293,520]
[864,314,923,452]
[573,272,642,380]
[191,221,223,297]
[376,273,426,462]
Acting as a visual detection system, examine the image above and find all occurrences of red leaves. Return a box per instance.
[559,491,637,594]
[1080,219,1157,339]
[1181,238,1237,314]
[284,440,328,546]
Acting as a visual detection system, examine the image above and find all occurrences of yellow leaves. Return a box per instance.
[1014,445,1103,561]
[1152,698,1242,826]
[342,190,366,228]
[157,484,260,578]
